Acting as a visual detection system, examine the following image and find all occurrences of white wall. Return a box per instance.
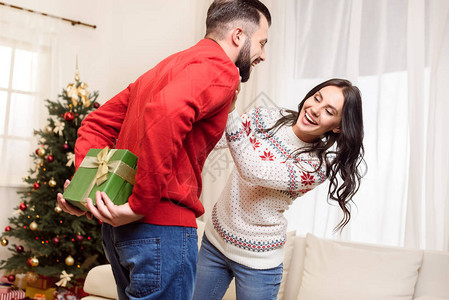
[3,0,200,101]
[0,0,204,266]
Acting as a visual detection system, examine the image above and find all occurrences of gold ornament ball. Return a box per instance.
[49,178,57,188]
[25,271,39,283]
[29,221,38,231]
[37,148,45,157]
[30,257,39,267]
[55,206,62,213]
[65,255,75,266]
[1,237,8,246]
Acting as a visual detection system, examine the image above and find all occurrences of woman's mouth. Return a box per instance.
[304,112,317,125]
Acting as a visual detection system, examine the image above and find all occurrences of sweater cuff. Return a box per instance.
[226,110,242,134]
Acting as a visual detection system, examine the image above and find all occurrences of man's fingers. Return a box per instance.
[85,197,102,220]
[63,179,70,191]
[102,192,116,212]
[95,191,113,220]
[57,193,85,217]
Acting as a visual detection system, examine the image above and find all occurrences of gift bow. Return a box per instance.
[79,147,137,204]
[94,147,115,186]
[56,270,73,287]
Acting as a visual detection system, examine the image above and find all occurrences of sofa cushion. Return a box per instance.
[277,230,296,300]
[297,233,423,300]
[413,250,449,298]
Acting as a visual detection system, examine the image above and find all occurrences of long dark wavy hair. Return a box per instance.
[263,78,366,231]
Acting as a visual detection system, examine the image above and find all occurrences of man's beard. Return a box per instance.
[235,38,252,83]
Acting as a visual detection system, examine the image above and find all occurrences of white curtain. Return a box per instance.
[199,0,449,251]
[0,5,61,186]
[0,5,61,266]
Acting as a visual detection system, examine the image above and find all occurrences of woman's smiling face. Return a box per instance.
[293,85,345,143]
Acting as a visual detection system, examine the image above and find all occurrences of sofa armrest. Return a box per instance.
[83,264,118,300]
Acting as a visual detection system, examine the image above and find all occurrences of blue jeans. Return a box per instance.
[102,222,198,300]
[193,235,283,300]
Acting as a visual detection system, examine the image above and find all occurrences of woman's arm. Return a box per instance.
[225,109,327,195]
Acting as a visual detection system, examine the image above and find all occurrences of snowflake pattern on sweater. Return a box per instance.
[206,107,327,268]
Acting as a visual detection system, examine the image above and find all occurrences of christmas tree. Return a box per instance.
[0,66,107,289]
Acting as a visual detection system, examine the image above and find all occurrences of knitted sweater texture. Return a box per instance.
[205,107,327,269]
[75,39,239,227]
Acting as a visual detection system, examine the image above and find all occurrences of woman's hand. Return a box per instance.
[230,79,241,113]
[85,191,144,227]
[56,179,93,219]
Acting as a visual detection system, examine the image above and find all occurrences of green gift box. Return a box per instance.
[63,147,138,211]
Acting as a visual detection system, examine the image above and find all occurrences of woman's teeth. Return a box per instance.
[305,113,317,125]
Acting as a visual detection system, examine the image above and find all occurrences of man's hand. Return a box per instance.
[57,179,93,219]
[85,191,144,227]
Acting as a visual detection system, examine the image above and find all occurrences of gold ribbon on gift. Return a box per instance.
[79,147,136,205]
[55,270,73,287]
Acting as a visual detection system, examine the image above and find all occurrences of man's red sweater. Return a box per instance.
[74,39,239,228]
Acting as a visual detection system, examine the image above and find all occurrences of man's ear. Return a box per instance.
[332,126,341,133]
[231,27,244,47]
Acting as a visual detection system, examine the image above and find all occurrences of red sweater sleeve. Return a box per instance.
[74,84,131,169]
[128,60,238,216]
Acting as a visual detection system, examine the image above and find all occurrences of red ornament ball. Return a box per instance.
[64,111,75,121]
[53,237,60,245]
[7,275,15,283]
[16,245,24,253]
[75,234,84,243]
[93,102,100,108]
[5,226,11,231]
[46,155,54,163]
[62,143,70,151]
[33,182,40,190]
[19,203,27,211]
[26,258,32,267]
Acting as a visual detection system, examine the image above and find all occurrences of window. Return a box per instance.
[0,43,39,186]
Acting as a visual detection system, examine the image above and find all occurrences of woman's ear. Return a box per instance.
[332,126,341,133]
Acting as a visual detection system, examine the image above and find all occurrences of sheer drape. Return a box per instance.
[0,5,60,186]
[199,0,449,251]
[0,5,60,263]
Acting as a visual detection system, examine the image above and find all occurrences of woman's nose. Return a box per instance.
[310,105,319,116]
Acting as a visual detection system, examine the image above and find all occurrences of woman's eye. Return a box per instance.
[314,96,320,102]
[326,109,334,116]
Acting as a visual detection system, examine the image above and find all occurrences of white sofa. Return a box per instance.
[82,221,449,300]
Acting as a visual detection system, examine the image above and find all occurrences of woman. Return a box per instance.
[193,78,366,300]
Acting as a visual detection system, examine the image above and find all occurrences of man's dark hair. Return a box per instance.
[206,0,271,39]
